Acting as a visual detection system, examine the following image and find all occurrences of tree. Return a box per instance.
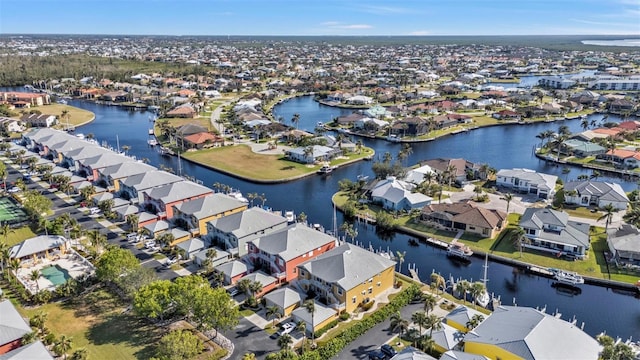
[296,320,307,352]
[70,348,88,360]
[30,311,48,335]
[242,353,257,360]
[156,329,203,360]
[422,293,437,315]
[389,311,409,337]
[396,251,406,273]
[303,299,316,345]
[598,203,616,233]
[79,185,96,201]
[0,222,14,245]
[427,314,442,337]
[126,214,139,232]
[430,273,445,295]
[95,247,140,284]
[0,162,7,191]
[598,334,636,360]
[55,335,73,360]
[266,305,282,327]
[466,314,485,330]
[277,333,293,350]
[411,311,429,337]
[417,335,436,355]
[455,280,470,303]
[30,269,41,292]
[500,193,513,213]
[340,222,358,243]
[133,280,174,321]
[291,113,300,130]
[86,229,107,254]
[473,185,484,201]
[469,282,486,309]
[510,227,529,257]
[297,212,307,224]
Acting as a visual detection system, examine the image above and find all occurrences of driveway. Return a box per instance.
[223,317,280,360]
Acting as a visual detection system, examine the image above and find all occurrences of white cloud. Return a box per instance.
[408,30,431,35]
[322,22,373,30]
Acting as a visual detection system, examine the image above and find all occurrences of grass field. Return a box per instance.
[18,288,161,360]
[16,103,96,127]
[2,226,37,247]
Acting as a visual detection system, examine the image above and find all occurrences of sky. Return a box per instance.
[0,0,639,36]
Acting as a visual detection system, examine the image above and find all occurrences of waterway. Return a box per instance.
[6,86,640,340]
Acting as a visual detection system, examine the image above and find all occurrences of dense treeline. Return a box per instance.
[0,55,212,86]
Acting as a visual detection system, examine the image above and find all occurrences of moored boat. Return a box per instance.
[285,211,295,223]
[447,242,473,259]
[317,164,335,174]
[552,269,584,286]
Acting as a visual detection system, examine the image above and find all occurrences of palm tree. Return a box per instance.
[430,273,445,295]
[303,299,316,345]
[473,185,483,201]
[126,214,139,232]
[396,250,406,273]
[497,193,513,214]
[303,146,314,164]
[340,222,358,243]
[598,203,616,233]
[30,269,41,291]
[30,311,48,335]
[623,207,640,227]
[455,280,470,303]
[277,333,293,350]
[469,282,486,309]
[389,311,409,337]
[427,314,442,337]
[242,353,256,360]
[70,348,88,360]
[510,227,528,257]
[466,314,485,330]
[0,222,14,246]
[55,335,73,360]
[417,335,436,354]
[296,320,307,352]
[591,170,601,181]
[291,113,300,130]
[0,241,9,274]
[422,293,437,315]
[266,305,282,327]
[411,311,429,337]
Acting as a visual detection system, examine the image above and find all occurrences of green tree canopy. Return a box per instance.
[156,329,203,360]
[95,247,140,284]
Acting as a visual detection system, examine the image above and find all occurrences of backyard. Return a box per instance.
[18,288,162,360]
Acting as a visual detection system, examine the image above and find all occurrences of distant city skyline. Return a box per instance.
[1,0,639,36]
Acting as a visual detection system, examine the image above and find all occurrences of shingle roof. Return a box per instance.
[121,170,183,191]
[145,181,212,204]
[564,181,629,203]
[263,287,303,310]
[207,207,287,239]
[215,260,247,278]
[174,193,246,220]
[463,306,600,360]
[519,208,590,248]
[250,223,336,261]
[299,243,396,291]
[0,341,53,360]
[9,235,67,259]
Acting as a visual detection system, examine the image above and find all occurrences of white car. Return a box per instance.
[89,207,101,215]
[144,240,156,249]
[7,186,21,193]
[166,257,178,265]
[276,322,296,336]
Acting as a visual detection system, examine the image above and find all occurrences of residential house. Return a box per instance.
[192,246,230,267]
[518,208,591,259]
[420,202,507,238]
[20,113,56,128]
[143,181,213,221]
[9,235,69,263]
[172,193,248,237]
[403,164,435,185]
[562,139,606,158]
[247,223,337,283]
[291,300,341,334]
[345,95,373,105]
[495,168,557,199]
[491,110,521,121]
[176,237,206,260]
[336,113,366,126]
[182,132,224,149]
[0,300,33,355]
[444,305,487,333]
[430,323,464,354]
[606,224,640,266]
[370,176,432,211]
[0,341,53,359]
[215,260,248,285]
[98,161,157,193]
[0,117,23,133]
[240,271,278,298]
[206,207,289,256]
[464,306,600,360]
[598,149,640,169]
[166,104,196,118]
[77,152,133,183]
[390,347,438,360]
[285,145,341,164]
[174,123,209,148]
[263,287,304,317]
[421,158,470,185]
[119,170,183,204]
[101,90,129,102]
[391,117,429,137]
[564,181,629,210]
[296,243,396,314]
[0,92,50,106]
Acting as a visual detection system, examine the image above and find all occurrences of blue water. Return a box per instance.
[40,264,71,286]
[4,83,640,340]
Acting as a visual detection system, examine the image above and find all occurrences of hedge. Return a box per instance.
[298,284,421,360]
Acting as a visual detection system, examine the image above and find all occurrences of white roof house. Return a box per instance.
[564,181,629,211]
[9,235,68,260]
[519,208,591,259]
[371,177,432,211]
[464,306,600,360]
[404,164,436,185]
[496,168,557,199]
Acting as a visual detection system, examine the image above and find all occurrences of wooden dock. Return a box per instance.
[424,237,449,249]
[409,269,421,283]
[527,265,555,278]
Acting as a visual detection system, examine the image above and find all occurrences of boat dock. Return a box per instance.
[423,237,449,249]
[527,265,555,278]
[407,263,421,283]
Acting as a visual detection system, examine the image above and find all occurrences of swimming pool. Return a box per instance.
[40,265,71,286]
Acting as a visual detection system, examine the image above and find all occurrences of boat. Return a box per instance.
[148,129,154,135]
[447,242,473,259]
[228,191,249,203]
[317,164,335,175]
[285,211,295,223]
[552,269,584,286]
[158,146,175,156]
[148,105,160,112]
[147,139,158,146]
[57,99,68,105]
[476,253,491,308]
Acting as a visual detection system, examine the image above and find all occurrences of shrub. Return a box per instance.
[43,333,57,345]
[314,319,339,338]
[339,312,350,321]
[361,300,375,311]
[395,280,403,288]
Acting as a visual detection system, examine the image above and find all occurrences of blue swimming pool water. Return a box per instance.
[40,265,71,286]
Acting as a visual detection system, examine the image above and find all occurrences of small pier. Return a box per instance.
[408,263,421,283]
[527,265,555,278]
[424,237,449,249]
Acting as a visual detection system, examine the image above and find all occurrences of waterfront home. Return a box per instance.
[403,164,435,185]
[598,148,640,169]
[98,161,157,193]
[182,132,224,149]
[143,180,213,220]
[563,180,629,210]
[495,168,557,199]
[263,287,304,317]
[353,117,388,132]
[491,109,521,121]
[370,176,432,211]
[422,158,470,185]
[119,170,183,204]
[420,202,507,238]
[291,299,340,334]
[9,235,69,264]
[215,260,248,285]
[296,243,396,314]
[561,139,606,158]
[538,76,577,89]
[430,323,464,354]
[336,113,366,126]
[285,145,341,164]
[0,91,50,106]
[247,223,337,283]
[20,113,56,128]
[444,305,487,333]
[518,208,591,259]
[166,104,196,118]
[433,113,472,129]
[172,193,248,236]
[390,116,429,137]
[0,300,38,355]
[463,306,600,360]
[606,224,640,266]
[206,207,289,256]
[77,152,134,182]
[345,95,373,105]
[571,129,611,142]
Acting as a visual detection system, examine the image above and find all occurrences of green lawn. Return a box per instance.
[19,288,161,360]
[3,226,37,247]
[16,103,96,127]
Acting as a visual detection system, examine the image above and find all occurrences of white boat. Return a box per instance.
[317,164,335,174]
[57,99,68,105]
[229,191,249,203]
[285,211,295,223]
[553,270,584,286]
[147,139,158,146]
[447,242,473,259]
[476,253,491,308]
[148,129,154,135]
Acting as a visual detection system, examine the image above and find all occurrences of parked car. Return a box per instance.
[144,240,157,249]
[368,350,386,360]
[127,233,139,242]
[166,257,178,265]
[89,207,101,215]
[226,287,239,297]
[276,322,295,337]
[7,186,21,193]
[381,344,397,358]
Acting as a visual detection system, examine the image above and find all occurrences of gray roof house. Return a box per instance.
[291,299,340,334]
[606,223,640,266]
[496,168,557,199]
[370,177,432,211]
[9,235,68,261]
[390,347,438,360]
[263,287,304,316]
[119,170,183,203]
[172,193,248,236]
[519,208,591,259]
[206,207,288,256]
[0,340,53,360]
[143,181,213,218]
[463,306,600,360]
[285,145,341,164]
[0,300,32,352]
[98,161,157,190]
[215,260,248,285]
[439,351,489,360]
[564,180,629,211]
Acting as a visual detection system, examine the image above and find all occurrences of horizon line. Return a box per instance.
[1,33,639,38]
